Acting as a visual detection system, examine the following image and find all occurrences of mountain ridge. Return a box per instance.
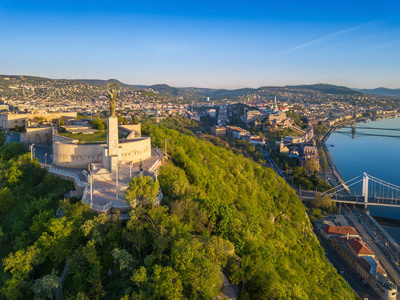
[355,87,400,97]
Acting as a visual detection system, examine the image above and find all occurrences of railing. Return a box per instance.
[46,167,86,188]
[148,158,162,173]
[91,202,112,212]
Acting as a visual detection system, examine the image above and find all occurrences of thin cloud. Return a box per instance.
[280,21,376,54]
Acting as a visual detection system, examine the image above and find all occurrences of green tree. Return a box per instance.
[0,187,14,214]
[32,269,60,300]
[0,142,25,160]
[2,245,40,299]
[312,193,337,212]
[112,248,134,271]
[153,265,183,300]
[305,158,319,172]
[90,118,105,130]
[125,176,160,206]
[0,131,6,147]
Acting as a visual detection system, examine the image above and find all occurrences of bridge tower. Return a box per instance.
[362,172,369,208]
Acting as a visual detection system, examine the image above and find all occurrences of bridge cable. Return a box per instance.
[367,174,400,190]
[326,179,363,196]
[322,175,361,195]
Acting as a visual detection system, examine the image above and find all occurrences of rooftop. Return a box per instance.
[323,226,358,236]
[348,238,374,256]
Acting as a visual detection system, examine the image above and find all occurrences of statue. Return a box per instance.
[107,83,120,116]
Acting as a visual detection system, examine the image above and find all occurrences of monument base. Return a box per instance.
[103,147,109,169]
[110,155,118,173]
[103,115,119,172]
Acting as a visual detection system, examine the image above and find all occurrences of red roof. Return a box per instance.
[250,137,264,142]
[377,263,386,275]
[348,238,374,256]
[323,226,359,236]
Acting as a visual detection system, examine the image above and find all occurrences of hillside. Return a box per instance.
[148,84,199,100]
[0,75,368,103]
[0,127,354,299]
[286,83,363,95]
[74,78,140,90]
[144,121,354,299]
[0,75,106,103]
[356,87,400,97]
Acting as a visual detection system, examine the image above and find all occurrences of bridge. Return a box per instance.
[313,173,400,207]
[335,122,400,139]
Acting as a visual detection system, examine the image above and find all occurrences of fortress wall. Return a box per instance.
[53,142,104,168]
[20,127,53,145]
[119,137,151,163]
[53,136,151,168]
[52,133,79,144]
[119,124,141,139]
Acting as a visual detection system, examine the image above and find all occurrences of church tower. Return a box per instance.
[273,95,278,112]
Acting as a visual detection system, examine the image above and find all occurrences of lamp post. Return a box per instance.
[45,153,47,165]
[30,143,34,160]
[90,173,93,207]
[130,161,133,180]
[116,156,119,201]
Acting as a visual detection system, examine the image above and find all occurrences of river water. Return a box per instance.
[327,116,400,241]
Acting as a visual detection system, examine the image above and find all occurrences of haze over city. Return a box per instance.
[1,0,400,88]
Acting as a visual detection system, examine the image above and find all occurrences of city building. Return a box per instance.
[320,225,397,300]
[211,125,226,137]
[0,112,77,130]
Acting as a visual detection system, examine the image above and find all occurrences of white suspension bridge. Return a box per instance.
[319,173,400,207]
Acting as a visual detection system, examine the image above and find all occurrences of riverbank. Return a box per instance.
[325,116,400,242]
[318,115,398,193]
[321,123,351,194]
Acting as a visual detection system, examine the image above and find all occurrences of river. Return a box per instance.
[327,116,400,241]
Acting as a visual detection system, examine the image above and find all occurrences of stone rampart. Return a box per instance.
[119,124,141,139]
[119,137,151,163]
[53,142,104,168]
[20,127,53,145]
[52,134,79,144]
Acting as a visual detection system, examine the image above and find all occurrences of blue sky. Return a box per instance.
[1,0,400,89]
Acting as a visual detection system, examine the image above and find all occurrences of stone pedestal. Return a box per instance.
[103,115,119,172]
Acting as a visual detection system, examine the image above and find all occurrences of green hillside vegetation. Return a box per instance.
[0,127,354,299]
[144,123,354,299]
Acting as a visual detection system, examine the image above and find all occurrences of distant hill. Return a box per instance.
[286,83,363,95]
[355,87,400,97]
[1,74,373,101]
[74,80,200,99]
[74,78,140,90]
[205,87,259,98]
[148,84,199,99]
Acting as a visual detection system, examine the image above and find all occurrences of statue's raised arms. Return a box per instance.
[107,83,120,116]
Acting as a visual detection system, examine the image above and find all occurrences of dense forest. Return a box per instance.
[0,127,354,299]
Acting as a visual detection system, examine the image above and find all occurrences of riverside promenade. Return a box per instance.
[320,123,352,194]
